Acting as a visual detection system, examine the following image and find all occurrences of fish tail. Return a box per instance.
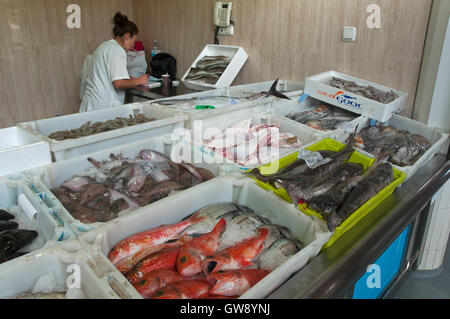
[267,79,291,100]
[345,124,359,152]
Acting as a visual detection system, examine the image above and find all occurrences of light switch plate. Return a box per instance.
[343,26,356,42]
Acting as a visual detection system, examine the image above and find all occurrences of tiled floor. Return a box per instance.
[393,235,450,299]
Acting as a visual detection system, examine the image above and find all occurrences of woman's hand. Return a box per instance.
[135,74,150,86]
[113,74,149,89]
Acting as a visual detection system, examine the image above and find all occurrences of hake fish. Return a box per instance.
[307,157,385,217]
[327,163,394,231]
[293,162,365,202]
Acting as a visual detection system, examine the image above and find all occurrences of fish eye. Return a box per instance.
[206,261,218,274]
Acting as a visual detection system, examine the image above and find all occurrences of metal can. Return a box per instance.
[162,74,170,96]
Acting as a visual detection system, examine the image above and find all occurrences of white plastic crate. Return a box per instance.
[0,240,119,299]
[181,44,248,91]
[148,80,305,129]
[23,133,223,234]
[271,95,366,141]
[180,107,322,174]
[17,102,188,162]
[304,70,408,122]
[77,176,331,299]
[334,114,449,180]
[0,126,52,177]
[0,175,75,267]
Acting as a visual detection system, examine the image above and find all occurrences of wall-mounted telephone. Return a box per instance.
[214,2,232,27]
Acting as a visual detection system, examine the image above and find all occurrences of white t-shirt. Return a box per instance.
[80,39,130,112]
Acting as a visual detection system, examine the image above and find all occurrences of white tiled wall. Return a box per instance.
[418,180,450,270]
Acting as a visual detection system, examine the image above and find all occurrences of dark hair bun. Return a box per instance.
[113,12,129,26]
[112,11,139,37]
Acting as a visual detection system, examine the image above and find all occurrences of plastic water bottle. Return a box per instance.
[151,40,161,57]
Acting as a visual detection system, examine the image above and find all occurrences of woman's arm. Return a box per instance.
[113,74,149,90]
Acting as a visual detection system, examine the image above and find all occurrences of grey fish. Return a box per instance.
[255,238,300,271]
[0,210,15,221]
[195,56,230,69]
[353,126,431,167]
[181,203,240,235]
[231,213,271,229]
[0,229,38,259]
[329,77,399,104]
[0,221,19,232]
[327,163,394,231]
[294,162,365,202]
[277,130,357,203]
[249,150,336,184]
[308,158,385,217]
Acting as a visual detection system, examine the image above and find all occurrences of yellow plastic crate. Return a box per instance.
[249,138,407,250]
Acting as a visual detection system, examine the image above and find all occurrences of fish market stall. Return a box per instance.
[22,133,220,234]
[17,102,188,162]
[0,126,52,177]
[267,154,449,299]
[247,137,406,251]
[76,175,331,299]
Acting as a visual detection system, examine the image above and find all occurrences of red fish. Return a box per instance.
[127,248,181,285]
[114,235,192,275]
[134,269,184,299]
[201,228,269,275]
[177,218,227,277]
[207,269,270,296]
[108,211,204,266]
[151,279,212,299]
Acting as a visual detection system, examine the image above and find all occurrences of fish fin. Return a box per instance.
[267,79,291,100]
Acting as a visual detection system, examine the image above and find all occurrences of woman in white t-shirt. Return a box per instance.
[80,12,149,112]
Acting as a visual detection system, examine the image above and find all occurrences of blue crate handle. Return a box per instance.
[298,93,309,103]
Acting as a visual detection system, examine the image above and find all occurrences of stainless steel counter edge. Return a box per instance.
[267,154,449,299]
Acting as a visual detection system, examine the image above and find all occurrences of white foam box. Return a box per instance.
[184,80,306,125]
[17,102,188,162]
[0,240,120,299]
[0,175,76,266]
[23,133,224,235]
[271,95,366,141]
[148,80,305,130]
[76,175,331,299]
[0,126,52,177]
[334,114,449,180]
[181,44,248,91]
[180,107,322,174]
[304,70,409,122]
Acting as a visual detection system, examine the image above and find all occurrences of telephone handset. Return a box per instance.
[214,2,232,27]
